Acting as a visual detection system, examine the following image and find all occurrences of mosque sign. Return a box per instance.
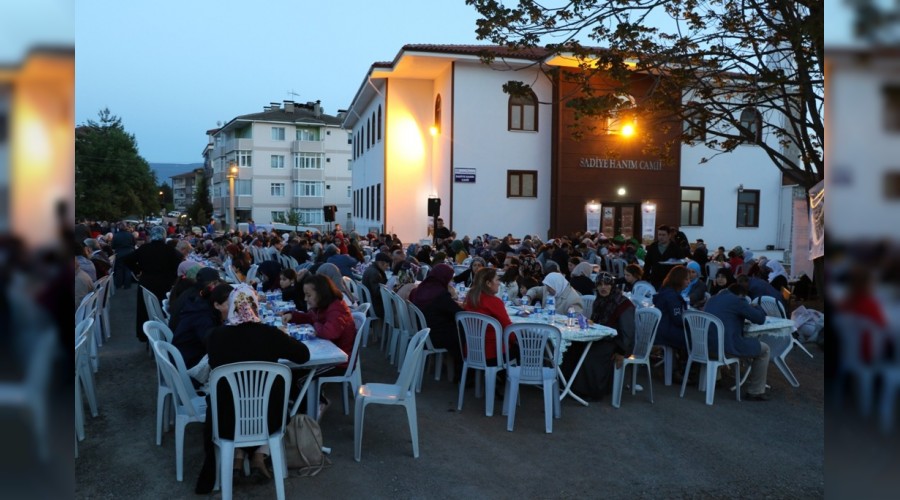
[579,157,663,171]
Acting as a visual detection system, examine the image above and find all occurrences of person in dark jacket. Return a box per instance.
[172,283,231,369]
[411,264,463,370]
[568,261,596,296]
[642,225,685,289]
[362,253,390,319]
[703,282,770,400]
[169,267,222,333]
[653,265,689,350]
[121,226,182,341]
[452,256,485,287]
[111,222,136,289]
[737,275,787,311]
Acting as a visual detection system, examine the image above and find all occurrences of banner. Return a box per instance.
[808,180,824,260]
[641,202,657,243]
[585,202,601,234]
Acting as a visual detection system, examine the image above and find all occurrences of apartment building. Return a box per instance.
[205,100,352,230]
[170,168,204,212]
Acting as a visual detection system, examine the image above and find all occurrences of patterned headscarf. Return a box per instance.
[225,284,261,325]
[149,225,166,242]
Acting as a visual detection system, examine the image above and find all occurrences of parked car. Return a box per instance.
[167,210,181,218]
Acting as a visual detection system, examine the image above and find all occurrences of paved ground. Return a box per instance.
[75,288,825,499]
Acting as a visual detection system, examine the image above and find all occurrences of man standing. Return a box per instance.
[434,217,451,244]
[111,222,135,289]
[704,282,770,400]
[643,225,685,289]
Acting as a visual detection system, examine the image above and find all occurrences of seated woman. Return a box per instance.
[499,264,523,301]
[524,272,583,316]
[284,274,356,368]
[562,272,635,401]
[622,264,643,293]
[172,282,231,370]
[279,268,307,311]
[256,260,283,292]
[463,268,513,366]
[710,267,735,296]
[568,261,596,296]
[410,264,464,378]
[195,284,310,493]
[315,262,358,307]
[682,261,709,310]
[393,260,419,301]
[653,265,690,352]
[453,256,485,287]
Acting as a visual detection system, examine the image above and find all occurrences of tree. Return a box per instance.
[187,170,213,227]
[467,0,824,190]
[274,208,304,233]
[75,108,158,220]
[158,182,174,212]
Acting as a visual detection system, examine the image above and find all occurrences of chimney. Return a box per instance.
[284,100,295,113]
[337,109,348,120]
[314,100,322,117]
[269,101,281,111]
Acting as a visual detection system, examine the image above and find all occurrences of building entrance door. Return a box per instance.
[600,203,640,239]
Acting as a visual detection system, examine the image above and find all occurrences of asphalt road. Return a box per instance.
[75,287,825,499]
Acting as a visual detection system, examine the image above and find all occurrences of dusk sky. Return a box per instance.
[2,0,832,165]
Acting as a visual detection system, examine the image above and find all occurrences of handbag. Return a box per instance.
[284,413,330,476]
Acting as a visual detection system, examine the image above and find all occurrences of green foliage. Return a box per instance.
[274,209,305,232]
[467,0,824,189]
[75,108,159,220]
[187,170,213,226]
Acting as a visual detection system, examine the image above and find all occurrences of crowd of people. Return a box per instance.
[75,216,826,492]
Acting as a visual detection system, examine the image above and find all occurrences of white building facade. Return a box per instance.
[206,100,352,230]
[345,45,794,255]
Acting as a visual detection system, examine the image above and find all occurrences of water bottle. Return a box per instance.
[546,295,556,323]
[520,295,529,310]
[567,306,576,328]
[502,290,509,306]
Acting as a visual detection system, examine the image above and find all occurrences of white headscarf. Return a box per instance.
[225,283,261,325]
[764,259,788,283]
[542,272,569,296]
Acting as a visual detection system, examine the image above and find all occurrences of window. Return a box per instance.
[294,153,323,169]
[737,189,760,227]
[377,105,382,140]
[507,170,537,198]
[739,107,762,144]
[348,159,352,170]
[270,155,285,168]
[434,95,441,134]
[298,208,324,225]
[235,126,252,139]
[884,86,900,131]
[271,211,285,222]
[293,181,323,197]
[683,102,707,142]
[237,150,252,167]
[367,118,371,149]
[376,183,381,221]
[271,127,285,141]
[347,186,351,198]
[508,89,537,131]
[680,187,704,226]
[235,179,252,196]
[270,182,285,197]
[296,127,319,141]
[347,132,352,145]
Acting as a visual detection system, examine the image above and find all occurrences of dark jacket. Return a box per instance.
[327,254,358,278]
[745,277,787,310]
[703,289,767,357]
[414,291,463,353]
[362,265,387,318]
[569,275,595,296]
[652,286,687,349]
[642,241,685,289]
[171,295,219,369]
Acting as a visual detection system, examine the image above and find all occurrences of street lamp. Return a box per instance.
[228,162,238,232]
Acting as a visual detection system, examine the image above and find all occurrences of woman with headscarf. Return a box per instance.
[568,261,596,296]
[410,264,463,373]
[315,262,358,306]
[453,256,486,287]
[709,267,736,295]
[195,284,311,493]
[682,261,709,310]
[393,260,420,301]
[518,251,544,291]
[761,258,789,292]
[561,272,636,401]
[729,246,745,275]
[284,274,356,366]
[524,272,584,315]
[121,225,183,341]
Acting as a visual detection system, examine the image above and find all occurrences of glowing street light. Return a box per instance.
[228,162,238,232]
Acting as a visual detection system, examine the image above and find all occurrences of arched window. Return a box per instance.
[508,89,537,131]
[377,105,382,141]
[434,94,442,134]
[739,107,762,144]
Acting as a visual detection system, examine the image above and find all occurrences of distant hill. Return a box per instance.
[150,163,204,184]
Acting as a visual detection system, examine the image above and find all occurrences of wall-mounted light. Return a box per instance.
[429,125,439,137]
[617,187,627,196]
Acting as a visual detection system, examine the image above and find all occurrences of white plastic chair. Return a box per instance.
[501,323,561,433]
[834,314,885,417]
[631,281,656,308]
[610,258,626,278]
[98,275,115,341]
[143,320,176,445]
[379,286,404,363]
[152,341,207,481]
[409,301,449,392]
[581,294,596,315]
[210,362,291,499]
[354,328,430,462]
[680,311,743,405]
[75,318,99,420]
[455,312,505,417]
[754,296,814,360]
[0,330,55,462]
[705,262,721,287]
[612,308,661,408]
[314,311,368,415]
[142,286,167,324]
[356,284,378,347]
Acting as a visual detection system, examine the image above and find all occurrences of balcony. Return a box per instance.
[291,139,325,153]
